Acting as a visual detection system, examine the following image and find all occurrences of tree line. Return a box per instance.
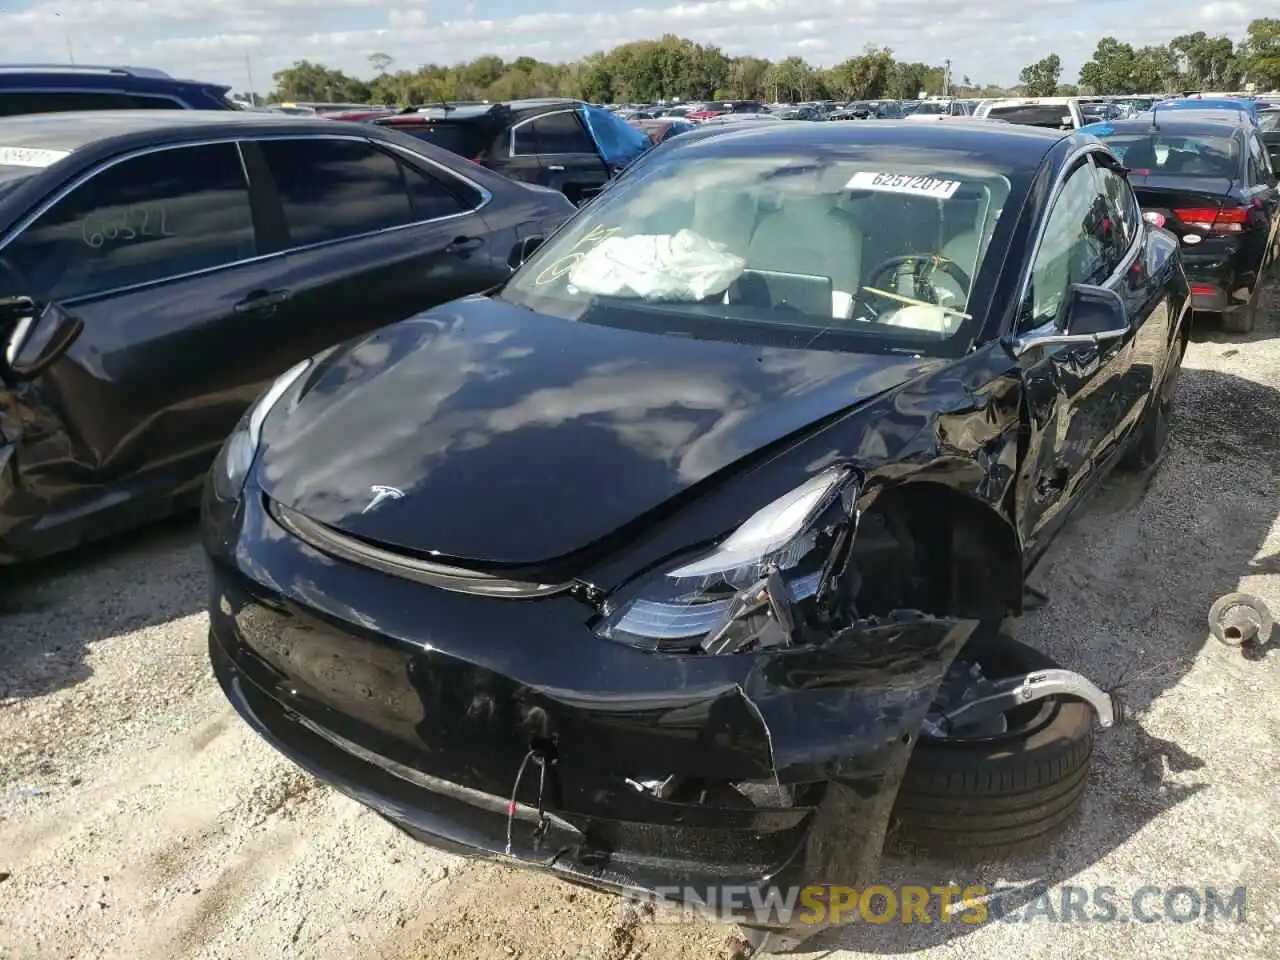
[256,18,1280,107]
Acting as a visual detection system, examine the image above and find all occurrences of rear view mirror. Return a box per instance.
[1,296,83,381]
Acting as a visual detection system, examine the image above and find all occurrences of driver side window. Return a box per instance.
[1018,160,1111,333]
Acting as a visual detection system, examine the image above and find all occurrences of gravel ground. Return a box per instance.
[2,307,1278,960]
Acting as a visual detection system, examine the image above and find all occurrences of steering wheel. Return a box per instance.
[860,254,972,315]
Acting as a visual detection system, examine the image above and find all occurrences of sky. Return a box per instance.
[0,0,1257,95]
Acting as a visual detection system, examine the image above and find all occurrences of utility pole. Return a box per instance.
[943,59,951,97]
[245,51,257,105]
[55,12,74,63]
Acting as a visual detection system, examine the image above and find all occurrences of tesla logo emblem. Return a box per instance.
[361,485,404,514]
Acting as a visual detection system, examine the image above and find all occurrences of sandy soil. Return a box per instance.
[2,306,1278,960]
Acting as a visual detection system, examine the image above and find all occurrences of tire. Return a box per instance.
[888,636,1094,861]
[1119,329,1185,471]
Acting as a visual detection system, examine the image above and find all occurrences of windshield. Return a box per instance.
[500,153,1013,358]
[913,101,948,115]
[1095,132,1239,178]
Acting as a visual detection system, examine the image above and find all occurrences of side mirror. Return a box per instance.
[1011,284,1128,356]
[1062,283,1127,336]
[1,297,83,381]
[511,235,545,268]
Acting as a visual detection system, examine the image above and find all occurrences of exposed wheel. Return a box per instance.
[889,635,1094,860]
[1119,329,1184,471]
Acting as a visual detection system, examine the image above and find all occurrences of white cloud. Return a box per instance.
[0,0,1257,93]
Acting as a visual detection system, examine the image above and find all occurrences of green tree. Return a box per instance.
[270,60,371,102]
[1240,18,1280,90]
[368,52,392,75]
[1170,32,1238,89]
[1018,53,1062,96]
[888,61,944,100]
[832,45,896,99]
[1079,37,1138,93]
[1131,45,1180,93]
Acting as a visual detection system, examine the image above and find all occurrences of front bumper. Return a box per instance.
[205,487,977,933]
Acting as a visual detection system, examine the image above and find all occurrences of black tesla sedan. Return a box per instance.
[205,121,1187,948]
[0,111,575,563]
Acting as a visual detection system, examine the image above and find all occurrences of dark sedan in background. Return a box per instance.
[0,110,575,563]
[1085,112,1280,332]
[205,121,1181,952]
[345,99,654,206]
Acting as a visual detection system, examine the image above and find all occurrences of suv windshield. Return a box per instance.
[500,152,1013,357]
[986,104,1070,128]
[1095,132,1239,177]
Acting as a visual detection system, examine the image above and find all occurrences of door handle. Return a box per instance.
[233,289,291,313]
[445,236,484,256]
[546,164,565,172]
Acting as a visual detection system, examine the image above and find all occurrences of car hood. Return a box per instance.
[258,296,943,566]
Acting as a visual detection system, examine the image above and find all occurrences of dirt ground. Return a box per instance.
[2,309,1279,960]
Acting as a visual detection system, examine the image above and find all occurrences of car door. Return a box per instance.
[1094,156,1176,436]
[513,109,610,205]
[0,140,292,539]
[1012,152,1143,564]
[243,133,511,362]
[1244,131,1280,272]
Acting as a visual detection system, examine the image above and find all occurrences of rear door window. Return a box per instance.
[258,138,415,246]
[524,111,596,155]
[0,142,255,302]
[257,138,477,247]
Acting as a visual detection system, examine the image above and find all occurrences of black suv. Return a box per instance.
[355,99,653,205]
[0,63,238,116]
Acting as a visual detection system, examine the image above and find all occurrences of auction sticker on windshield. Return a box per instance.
[0,146,71,168]
[846,172,962,199]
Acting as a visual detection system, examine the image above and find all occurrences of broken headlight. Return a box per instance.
[596,466,859,654]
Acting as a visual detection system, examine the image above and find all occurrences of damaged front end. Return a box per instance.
[207,455,1120,952]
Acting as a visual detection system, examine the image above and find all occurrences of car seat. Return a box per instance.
[742,195,862,316]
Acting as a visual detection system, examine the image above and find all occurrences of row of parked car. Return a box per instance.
[1,58,1276,958]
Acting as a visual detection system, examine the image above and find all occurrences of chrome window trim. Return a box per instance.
[0,132,492,304]
[1012,144,1144,337]
[508,107,585,158]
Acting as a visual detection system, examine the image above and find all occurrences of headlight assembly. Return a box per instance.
[210,358,312,501]
[596,466,860,655]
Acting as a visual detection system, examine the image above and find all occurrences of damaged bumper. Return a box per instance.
[206,490,977,931]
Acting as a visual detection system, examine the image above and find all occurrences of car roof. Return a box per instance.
[0,63,219,87]
[0,109,353,156]
[657,119,1067,171]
